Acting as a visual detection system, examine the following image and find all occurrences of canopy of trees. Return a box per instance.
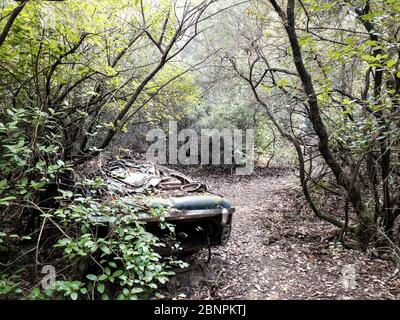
[1,0,399,300]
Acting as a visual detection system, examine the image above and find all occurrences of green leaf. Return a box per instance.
[387,60,397,68]
[98,274,108,281]
[0,196,16,205]
[101,293,109,300]
[100,245,111,255]
[97,283,105,294]
[86,274,97,281]
[112,270,123,278]
[130,287,143,294]
[70,292,78,300]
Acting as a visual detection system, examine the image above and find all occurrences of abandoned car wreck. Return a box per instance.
[77,158,235,257]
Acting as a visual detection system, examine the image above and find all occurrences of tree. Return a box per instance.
[0,0,219,299]
[217,0,399,247]
[0,0,29,48]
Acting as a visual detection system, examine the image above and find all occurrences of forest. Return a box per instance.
[0,0,400,301]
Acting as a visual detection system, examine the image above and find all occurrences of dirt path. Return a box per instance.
[177,168,399,300]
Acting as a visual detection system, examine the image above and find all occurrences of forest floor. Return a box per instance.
[166,167,400,300]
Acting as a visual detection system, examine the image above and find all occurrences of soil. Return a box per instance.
[167,167,400,300]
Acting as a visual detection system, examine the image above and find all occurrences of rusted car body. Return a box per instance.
[84,158,234,255]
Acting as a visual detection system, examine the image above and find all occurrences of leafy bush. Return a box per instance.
[0,106,186,300]
[1,181,186,300]
[45,192,186,300]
